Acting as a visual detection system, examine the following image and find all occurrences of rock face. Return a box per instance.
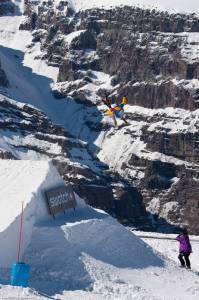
[0,93,149,229]
[3,1,199,233]
[98,106,199,233]
[0,58,9,87]
[24,4,199,109]
[0,0,16,15]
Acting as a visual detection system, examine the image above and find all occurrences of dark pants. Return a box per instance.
[178,252,191,268]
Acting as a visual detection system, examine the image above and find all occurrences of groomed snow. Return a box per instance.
[0,160,198,299]
[0,160,64,268]
[134,231,199,272]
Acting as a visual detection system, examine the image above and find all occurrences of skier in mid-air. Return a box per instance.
[102,94,129,127]
[176,228,192,269]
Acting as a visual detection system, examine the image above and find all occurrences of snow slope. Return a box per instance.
[0,160,198,299]
[0,13,95,140]
[0,160,199,300]
[134,231,199,272]
[0,160,64,268]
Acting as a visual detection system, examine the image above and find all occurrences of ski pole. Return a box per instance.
[17,201,24,262]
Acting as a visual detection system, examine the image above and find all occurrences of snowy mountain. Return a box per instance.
[1,1,199,299]
[0,0,151,229]
[1,0,199,233]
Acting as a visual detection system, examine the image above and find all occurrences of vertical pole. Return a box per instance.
[17,202,24,262]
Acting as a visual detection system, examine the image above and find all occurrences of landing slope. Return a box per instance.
[0,160,198,299]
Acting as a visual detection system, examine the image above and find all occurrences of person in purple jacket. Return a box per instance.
[176,228,192,269]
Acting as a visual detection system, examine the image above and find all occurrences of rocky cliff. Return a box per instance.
[24,3,199,110]
[0,58,9,87]
[1,0,199,233]
[0,90,148,229]
[98,106,199,233]
[0,0,17,15]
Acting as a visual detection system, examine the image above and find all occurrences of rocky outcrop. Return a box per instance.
[16,3,199,233]
[160,176,199,234]
[120,80,197,110]
[20,0,75,31]
[19,0,37,30]
[99,106,199,233]
[138,162,199,234]
[0,58,9,87]
[0,94,150,229]
[144,131,199,164]
[80,7,199,33]
[0,0,16,15]
[29,5,199,109]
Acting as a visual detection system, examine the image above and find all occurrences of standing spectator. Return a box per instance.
[176,228,192,269]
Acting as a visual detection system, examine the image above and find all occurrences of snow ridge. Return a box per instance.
[71,0,199,14]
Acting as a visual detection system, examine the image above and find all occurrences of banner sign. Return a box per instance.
[45,185,76,216]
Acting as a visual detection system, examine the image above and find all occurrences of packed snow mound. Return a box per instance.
[0,159,165,295]
[71,0,199,14]
[0,186,197,299]
[26,205,164,295]
[0,159,64,267]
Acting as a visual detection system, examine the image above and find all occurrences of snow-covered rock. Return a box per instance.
[0,3,199,299]
[1,0,199,233]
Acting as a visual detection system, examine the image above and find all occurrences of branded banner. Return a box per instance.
[45,185,76,215]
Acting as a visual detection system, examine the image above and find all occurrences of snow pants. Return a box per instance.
[178,251,191,268]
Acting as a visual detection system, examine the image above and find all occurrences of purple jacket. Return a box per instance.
[176,234,192,253]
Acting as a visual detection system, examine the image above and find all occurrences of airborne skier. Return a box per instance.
[103,94,129,127]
